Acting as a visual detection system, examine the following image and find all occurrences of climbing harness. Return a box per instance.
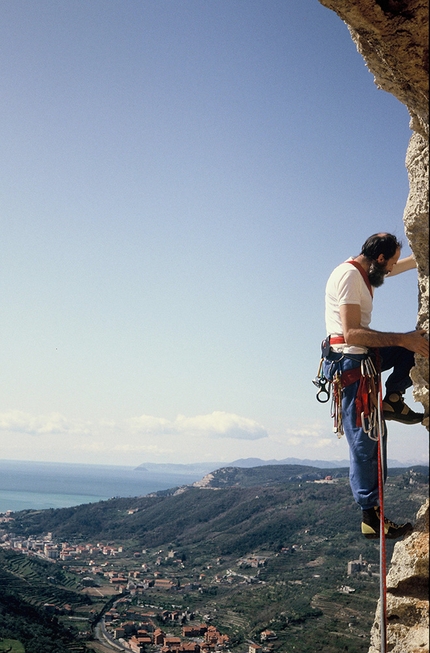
[313,345,385,443]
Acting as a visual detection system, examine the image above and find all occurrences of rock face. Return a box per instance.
[404,131,429,420]
[368,501,429,653]
[318,2,428,652]
[318,0,428,136]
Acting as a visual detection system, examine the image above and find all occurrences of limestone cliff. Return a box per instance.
[318,0,428,137]
[368,501,429,653]
[318,0,429,419]
[317,2,429,652]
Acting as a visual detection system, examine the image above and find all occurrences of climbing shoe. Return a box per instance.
[361,506,413,540]
[382,392,424,425]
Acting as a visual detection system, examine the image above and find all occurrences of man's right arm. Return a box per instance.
[339,304,429,358]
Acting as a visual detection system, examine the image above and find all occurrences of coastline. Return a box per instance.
[0,459,205,512]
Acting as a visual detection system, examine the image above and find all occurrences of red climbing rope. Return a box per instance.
[377,373,387,653]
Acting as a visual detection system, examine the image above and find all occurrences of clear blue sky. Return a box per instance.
[1,0,427,466]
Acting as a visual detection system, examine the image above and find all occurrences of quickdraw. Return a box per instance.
[355,357,380,439]
[331,371,343,438]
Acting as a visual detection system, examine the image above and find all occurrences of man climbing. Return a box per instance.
[322,232,429,539]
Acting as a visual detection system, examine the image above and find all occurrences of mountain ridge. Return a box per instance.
[134,456,425,474]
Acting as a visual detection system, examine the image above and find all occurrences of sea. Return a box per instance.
[0,459,208,513]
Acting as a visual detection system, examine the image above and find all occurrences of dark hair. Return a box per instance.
[360,233,402,261]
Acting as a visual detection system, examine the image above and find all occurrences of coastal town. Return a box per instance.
[0,513,278,653]
[0,504,382,653]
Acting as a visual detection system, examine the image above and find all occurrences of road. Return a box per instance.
[94,620,129,652]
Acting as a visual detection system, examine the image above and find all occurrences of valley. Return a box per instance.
[0,464,427,653]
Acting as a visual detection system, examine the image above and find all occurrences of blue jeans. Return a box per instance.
[322,347,414,510]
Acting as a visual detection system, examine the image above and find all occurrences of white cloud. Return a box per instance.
[127,411,268,441]
[311,438,333,449]
[0,409,267,455]
[286,437,302,446]
[0,411,91,435]
[0,410,331,463]
[176,411,268,440]
[269,419,330,447]
[285,423,327,438]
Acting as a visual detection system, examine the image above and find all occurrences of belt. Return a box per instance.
[330,336,345,345]
[330,335,369,355]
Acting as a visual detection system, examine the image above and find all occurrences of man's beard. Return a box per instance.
[368,260,387,287]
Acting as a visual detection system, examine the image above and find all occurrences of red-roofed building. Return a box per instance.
[129,637,145,653]
[164,636,182,647]
[181,643,200,652]
[204,626,229,649]
[182,626,201,638]
[249,644,262,653]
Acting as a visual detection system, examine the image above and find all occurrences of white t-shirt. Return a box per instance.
[325,258,373,354]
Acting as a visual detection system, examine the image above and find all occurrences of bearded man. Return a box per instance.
[322,232,428,539]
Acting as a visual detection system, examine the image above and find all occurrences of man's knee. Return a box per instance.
[379,346,414,373]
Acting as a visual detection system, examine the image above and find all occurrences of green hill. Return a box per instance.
[0,550,89,653]
[193,463,350,488]
[9,464,427,551]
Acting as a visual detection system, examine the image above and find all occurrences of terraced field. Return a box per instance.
[0,640,25,653]
[0,551,85,609]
